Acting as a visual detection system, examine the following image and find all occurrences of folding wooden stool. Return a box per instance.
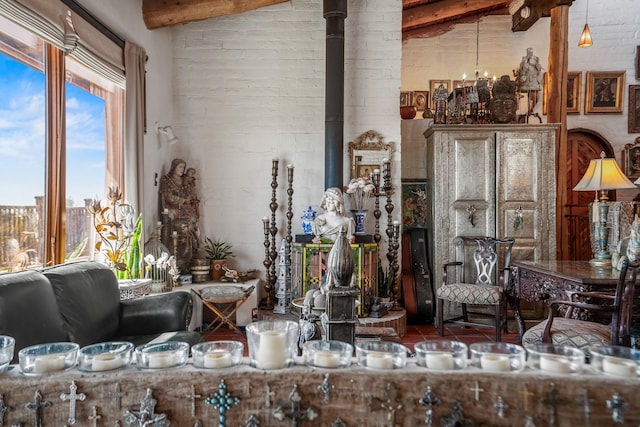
[192,285,255,333]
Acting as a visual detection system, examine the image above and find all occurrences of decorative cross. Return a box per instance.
[60,380,86,425]
[317,373,334,404]
[542,383,566,427]
[0,393,10,425]
[441,401,473,427]
[109,383,126,411]
[88,406,102,427]
[332,418,346,427]
[368,382,403,427]
[264,384,275,408]
[469,381,484,402]
[205,379,240,427]
[25,390,51,427]
[493,396,508,418]
[245,414,260,427]
[273,385,318,427]
[521,386,535,413]
[184,385,202,417]
[606,392,628,424]
[419,386,441,426]
[122,388,169,427]
[576,388,594,427]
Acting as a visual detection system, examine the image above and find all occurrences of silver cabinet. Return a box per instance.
[424,124,558,310]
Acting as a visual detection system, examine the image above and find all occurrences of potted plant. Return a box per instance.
[201,237,234,281]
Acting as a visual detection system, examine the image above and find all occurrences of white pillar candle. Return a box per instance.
[539,355,571,374]
[313,351,341,368]
[91,354,123,371]
[426,352,455,370]
[480,354,511,372]
[255,331,287,370]
[34,355,66,373]
[203,351,232,369]
[366,352,394,369]
[602,357,637,377]
[147,352,176,369]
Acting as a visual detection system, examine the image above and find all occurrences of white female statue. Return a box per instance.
[312,187,355,243]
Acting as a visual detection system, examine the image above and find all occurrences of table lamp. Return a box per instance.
[573,152,637,268]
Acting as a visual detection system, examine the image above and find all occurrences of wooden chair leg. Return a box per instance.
[461,303,469,323]
[437,298,444,336]
[495,305,501,342]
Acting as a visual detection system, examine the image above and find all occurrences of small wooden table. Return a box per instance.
[509,260,619,341]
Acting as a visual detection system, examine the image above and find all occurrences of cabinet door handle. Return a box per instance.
[466,205,477,227]
[513,205,524,230]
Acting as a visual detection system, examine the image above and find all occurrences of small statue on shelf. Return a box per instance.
[312,187,355,243]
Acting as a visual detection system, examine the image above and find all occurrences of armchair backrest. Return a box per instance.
[453,236,515,286]
[612,259,639,346]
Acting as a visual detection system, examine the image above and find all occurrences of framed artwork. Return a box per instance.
[401,180,428,229]
[622,137,640,179]
[452,80,475,89]
[584,71,625,114]
[400,91,412,107]
[356,164,376,179]
[629,85,640,133]
[542,72,581,115]
[413,90,429,111]
[429,79,450,106]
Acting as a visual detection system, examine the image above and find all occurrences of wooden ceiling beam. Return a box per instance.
[403,0,510,32]
[511,0,574,32]
[403,7,509,41]
[142,0,289,30]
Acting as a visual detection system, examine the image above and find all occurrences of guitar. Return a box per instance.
[409,228,435,322]
[401,232,419,324]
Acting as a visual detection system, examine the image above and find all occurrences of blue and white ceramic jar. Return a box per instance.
[301,206,316,235]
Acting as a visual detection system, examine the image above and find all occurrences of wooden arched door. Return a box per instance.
[562,129,615,260]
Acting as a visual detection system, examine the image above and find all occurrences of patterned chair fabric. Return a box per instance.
[522,317,610,350]
[436,283,502,305]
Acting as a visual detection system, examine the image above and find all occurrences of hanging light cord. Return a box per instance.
[475,18,480,79]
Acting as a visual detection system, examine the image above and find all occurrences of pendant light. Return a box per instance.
[578,0,593,48]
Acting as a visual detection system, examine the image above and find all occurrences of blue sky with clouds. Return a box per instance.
[0,53,105,207]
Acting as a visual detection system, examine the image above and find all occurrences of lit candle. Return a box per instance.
[34,355,66,373]
[255,331,287,370]
[602,357,637,377]
[462,73,467,80]
[539,355,571,374]
[366,352,394,369]
[425,352,454,370]
[156,221,162,227]
[203,351,233,369]
[313,351,341,368]
[480,354,510,372]
[172,231,178,238]
[91,354,123,371]
[147,352,176,369]
[163,208,168,215]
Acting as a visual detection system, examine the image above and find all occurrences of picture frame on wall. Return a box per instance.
[429,80,450,106]
[413,90,429,111]
[628,85,640,133]
[584,71,625,114]
[542,72,581,115]
[401,179,428,230]
[400,91,412,107]
[622,137,640,179]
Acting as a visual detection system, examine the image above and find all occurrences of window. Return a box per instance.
[0,14,124,272]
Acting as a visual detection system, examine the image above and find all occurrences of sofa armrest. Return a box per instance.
[118,293,193,336]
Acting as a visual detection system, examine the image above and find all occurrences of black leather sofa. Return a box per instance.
[0,261,203,362]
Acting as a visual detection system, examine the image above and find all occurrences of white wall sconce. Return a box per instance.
[155,121,179,145]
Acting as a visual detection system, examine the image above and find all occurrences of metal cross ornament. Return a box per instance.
[368,382,403,427]
[418,386,441,426]
[25,390,51,427]
[317,373,334,404]
[88,406,102,427]
[184,384,202,417]
[60,380,86,424]
[606,392,628,424]
[441,401,473,427]
[273,384,318,427]
[493,396,508,418]
[109,383,126,411]
[205,379,240,427]
[122,388,169,427]
[0,393,10,425]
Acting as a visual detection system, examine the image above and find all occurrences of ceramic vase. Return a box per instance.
[351,209,368,235]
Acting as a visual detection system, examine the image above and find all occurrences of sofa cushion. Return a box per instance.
[43,261,120,346]
[0,270,67,360]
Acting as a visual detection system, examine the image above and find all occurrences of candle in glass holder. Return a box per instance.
[366,352,394,369]
[148,352,176,369]
[426,352,454,370]
[480,354,510,372]
[602,357,637,377]
[539,354,571,374]
[255,331,287,370]
[203,351,233,369]
[92,353,123,371]
[313,351,341,368]
[34,355,66,373]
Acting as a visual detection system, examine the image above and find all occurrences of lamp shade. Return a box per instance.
[573,153,636,191]
[578,23,592,48]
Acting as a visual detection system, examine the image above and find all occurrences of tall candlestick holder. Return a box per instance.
[268,159,279,309]
[383,158,394,251]
[371,169,382,245]
[390,221,400,302]
[262,217,272,307]
[274,165,295,314]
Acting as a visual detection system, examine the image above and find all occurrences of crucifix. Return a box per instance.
[122,388,169,427]
[88,406,102,427]
[205,379,241,427]
[418,386,441,426]
[60,380,86,425]
[0,393,10,425]
[606,392,628,424]
[109,383,126,411]
[25,390,51,427]
[184,385,202,418]
[272,385,318,427]
[368,382,403,427]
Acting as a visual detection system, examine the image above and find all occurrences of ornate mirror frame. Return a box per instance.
[348,130,394,180]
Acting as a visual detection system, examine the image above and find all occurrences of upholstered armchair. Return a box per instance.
[436,236,515,342]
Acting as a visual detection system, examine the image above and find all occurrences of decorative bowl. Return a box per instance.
[18,342,79,375]
[78,342,134,372]
[135,341,189,370]
[355,341,408,370]
[302,340,353,369]
[192,341,244,369]
[246,320,299,370]
[469,342,526,373]
[525,343,584,374]
[590,345,639,378]
[414,340,468,371]
[0,336,15,373]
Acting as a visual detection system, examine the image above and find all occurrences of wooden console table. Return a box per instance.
[509,260,619,341]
